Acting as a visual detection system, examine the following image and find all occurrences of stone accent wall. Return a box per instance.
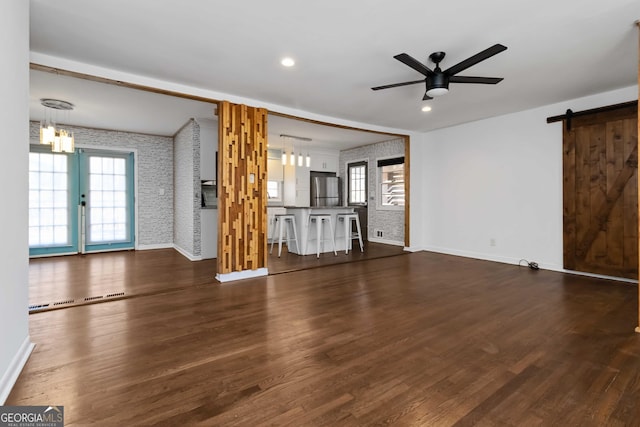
[29,122,174,247]
[339,138,405,244]
[173,119,201,257]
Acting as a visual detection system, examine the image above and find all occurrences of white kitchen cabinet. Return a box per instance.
[283,162,310,206]
[267,207,286,242]
[198,118,218,181]
[295,188,310,208]
[201,208,218,259]
[267,158,284,181]
[310,152,338,172]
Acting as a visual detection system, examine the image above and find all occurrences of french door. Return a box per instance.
[29,147,135,256]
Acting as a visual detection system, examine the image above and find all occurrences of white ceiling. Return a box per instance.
[29,0,639,140]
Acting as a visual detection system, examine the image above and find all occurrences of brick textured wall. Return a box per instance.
[29,122,174,247]
[173,119,201,257]
[339,138,405,244]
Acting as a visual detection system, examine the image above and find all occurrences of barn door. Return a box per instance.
[563,103,638,279]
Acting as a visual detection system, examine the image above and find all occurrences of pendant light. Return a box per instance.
[280,134,312,168]
[39,99,75,153]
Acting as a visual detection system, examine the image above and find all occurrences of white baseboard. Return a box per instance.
[216,268,268,283]
[367,237,404,246]
[417,245,637,284]
[173,245,202,261]
[544,266,638,284]
[0,336,35,404]
[421,245,523,266]
[137,243,174,251]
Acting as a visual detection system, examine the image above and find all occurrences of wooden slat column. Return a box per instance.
[636,21,640,334]
[216,101,268,280]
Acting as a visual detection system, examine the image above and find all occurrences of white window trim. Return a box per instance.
[376,155,405,212]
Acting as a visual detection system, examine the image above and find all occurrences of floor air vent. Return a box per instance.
[29,290,126,312]
[105,292,125,298]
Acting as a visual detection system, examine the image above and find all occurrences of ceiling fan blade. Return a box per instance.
[444,44,507,76]
[393,53,434,77]
[449,76,504,84]
[422,93,433,101]
[371,79,425,91]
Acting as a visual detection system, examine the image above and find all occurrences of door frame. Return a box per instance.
[78,148,137,253]
[79,144,139,252]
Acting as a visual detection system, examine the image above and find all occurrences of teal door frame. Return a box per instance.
[78,149,135,253]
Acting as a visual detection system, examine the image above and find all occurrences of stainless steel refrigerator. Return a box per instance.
[310,176,342,207]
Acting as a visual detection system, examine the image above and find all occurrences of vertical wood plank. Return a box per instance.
[404,136,410,248]
[636,20,640,333]
[217,101,268,275]
[605,120,624,267]
[563,125,577,270]
[589,124,607,263]
[574,126,591,271]
[622,119,638,273]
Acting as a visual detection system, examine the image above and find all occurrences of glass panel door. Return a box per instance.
[29,148,79,256]
[29,147,135,256]
[80,150,135,252]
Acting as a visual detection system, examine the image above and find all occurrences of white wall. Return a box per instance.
[411,85,638,274]
[0,0,33,404]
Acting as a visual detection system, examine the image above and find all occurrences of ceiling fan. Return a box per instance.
[372,43,507,100]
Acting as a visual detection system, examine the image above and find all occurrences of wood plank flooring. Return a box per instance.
[28,242,405,310]
[10,251,640,426]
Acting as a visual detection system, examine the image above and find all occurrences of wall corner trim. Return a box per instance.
[173,245,202,261]
[137,243,175,251]
[216,268,269,283]
[0,337,35,404]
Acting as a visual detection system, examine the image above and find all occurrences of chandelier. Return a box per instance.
[39,98,75,153]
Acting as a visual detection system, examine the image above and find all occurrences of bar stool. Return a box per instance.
[270,214,299,257]
[305,214,337,258]
[335,213,364,254]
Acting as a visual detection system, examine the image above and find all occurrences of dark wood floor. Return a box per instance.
[28,242,405,310]
[11,252,640,425]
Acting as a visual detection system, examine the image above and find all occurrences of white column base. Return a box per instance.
[216,268,268,283]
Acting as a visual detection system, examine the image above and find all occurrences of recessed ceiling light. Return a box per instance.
[421,105,432,112]
[281,57,295,67]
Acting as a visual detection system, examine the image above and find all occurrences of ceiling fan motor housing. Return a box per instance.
[427,72,449,96]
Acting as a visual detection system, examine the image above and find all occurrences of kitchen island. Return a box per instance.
[284,207,356,255]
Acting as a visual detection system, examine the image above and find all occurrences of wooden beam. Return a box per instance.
[404,135,410,248]
[636,20,640,334]
[30,63,220,105]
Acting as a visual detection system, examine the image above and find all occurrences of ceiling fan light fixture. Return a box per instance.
[421,105,432,112]
[426,87,448,97]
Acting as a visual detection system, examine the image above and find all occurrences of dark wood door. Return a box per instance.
[563,104,638,279]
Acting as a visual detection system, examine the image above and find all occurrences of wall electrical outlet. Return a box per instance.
[374,229,383,237]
